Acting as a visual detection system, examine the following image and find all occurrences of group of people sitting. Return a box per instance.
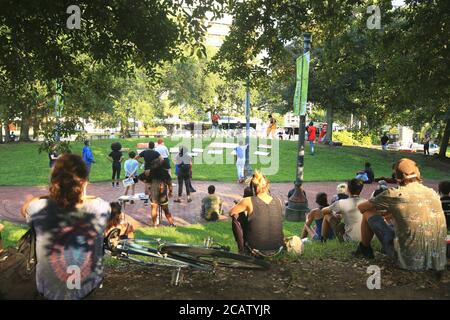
[301,159,449,272]
[1,150,449,300]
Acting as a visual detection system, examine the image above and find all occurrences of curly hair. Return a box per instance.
[49,153,88,209]
[246,170,270,195]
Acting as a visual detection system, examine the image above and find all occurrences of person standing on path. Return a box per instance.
[108,142,124,188]
[307,121,317,155]
[174,145,193,203]
[234,141,247,183]
[423,134,431,155]
[82,140,95,180]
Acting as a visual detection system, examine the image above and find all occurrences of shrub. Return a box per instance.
[332,130,374,146]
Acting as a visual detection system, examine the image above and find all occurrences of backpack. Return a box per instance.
[0,227,39,300]
[178,162,190,178]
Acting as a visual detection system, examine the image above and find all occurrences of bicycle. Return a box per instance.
[104,229,270,285]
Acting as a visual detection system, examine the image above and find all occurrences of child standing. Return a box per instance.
[124,151,139,196]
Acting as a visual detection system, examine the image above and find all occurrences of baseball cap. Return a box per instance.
[394,158,421,180]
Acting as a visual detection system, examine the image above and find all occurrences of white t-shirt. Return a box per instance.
[329,196,365,242]
[155,144,170,159]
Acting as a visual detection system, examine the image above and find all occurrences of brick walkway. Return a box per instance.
[0,180,440,228]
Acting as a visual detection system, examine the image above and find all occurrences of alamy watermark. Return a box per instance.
[366,265,381,290]
[171,125,281,177]
[366,5,382,30]
[66,265,81,290]
[67,5,81,30]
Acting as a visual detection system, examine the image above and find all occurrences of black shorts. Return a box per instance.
[125,176,138,184]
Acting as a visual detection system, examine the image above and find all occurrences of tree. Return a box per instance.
[0,1,227,144]
[374,0,450,157]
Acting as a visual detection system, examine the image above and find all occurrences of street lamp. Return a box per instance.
[285,32,312,222]
[244,76,253,177]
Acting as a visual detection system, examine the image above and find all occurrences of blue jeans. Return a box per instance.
[367,215,396,258]
[309,141,315,154]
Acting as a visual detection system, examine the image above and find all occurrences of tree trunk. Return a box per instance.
[19,111,31,142]
[438,118,450,158]
[325,104,333,142]
[0,120,3,143]
[32,118,40,140]
[4,122,10,143]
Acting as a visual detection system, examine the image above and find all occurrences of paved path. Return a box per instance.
[0,180,440,228]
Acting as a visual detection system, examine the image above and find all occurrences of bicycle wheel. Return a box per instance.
[161,245,270,270]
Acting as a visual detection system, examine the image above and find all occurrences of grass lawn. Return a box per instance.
[0,138,449,186]
[0,219,368,261]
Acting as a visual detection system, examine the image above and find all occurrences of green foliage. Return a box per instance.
[333,130,374,146]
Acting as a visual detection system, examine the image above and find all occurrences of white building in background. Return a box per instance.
[398,126,414,147]
[204,14,232,48]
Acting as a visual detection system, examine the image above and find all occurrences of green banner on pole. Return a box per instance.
[293,51,310,115]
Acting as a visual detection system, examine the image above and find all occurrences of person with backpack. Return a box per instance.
[136,141,166,224]
[19,153,111,300]
[174,145,193,203]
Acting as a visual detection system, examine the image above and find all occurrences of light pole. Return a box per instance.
[285,32,312,222]
[244,76,253,177]
[54,80,63,143]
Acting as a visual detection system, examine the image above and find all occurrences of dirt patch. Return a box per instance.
[91,255,450,300]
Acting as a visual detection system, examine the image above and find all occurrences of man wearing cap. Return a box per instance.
[355,158,447,271]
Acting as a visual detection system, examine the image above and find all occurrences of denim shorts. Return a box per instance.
[367,215,396,258]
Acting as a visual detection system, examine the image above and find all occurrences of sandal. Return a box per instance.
[173,199,181,203]
[187,197,192,203]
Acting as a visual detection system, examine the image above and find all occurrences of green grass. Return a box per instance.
[0,138,449,186]
[0,219,377,261]
[0,220,28,247]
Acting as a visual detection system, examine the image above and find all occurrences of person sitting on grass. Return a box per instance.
[21,153,111,300]
[321,179,366,242]
[371,180,389,198]
[356,162,374,184]
[124,151,139,198]
[231,187,254,253]
[300,193,334,240]
[201,185,224,222]
[330,183,349,204]
[355,158,447,272]
[229,171,284,256]
[438,181,450,231]
[374,163,397,184]
[104,202,135,239]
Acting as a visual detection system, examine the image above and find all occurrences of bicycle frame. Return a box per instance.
[110,238,213,272]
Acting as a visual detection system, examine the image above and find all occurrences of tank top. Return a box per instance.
[247,196,284,251]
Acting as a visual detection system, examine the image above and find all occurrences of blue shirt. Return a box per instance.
[124,159,139,177]
[82,146,94,164]
[235,146,246,160]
